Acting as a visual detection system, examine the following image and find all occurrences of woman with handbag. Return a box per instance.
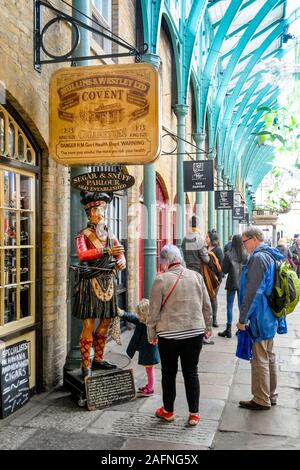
[147,244,212,426]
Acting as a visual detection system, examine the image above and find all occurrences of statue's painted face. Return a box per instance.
[89,204,106,225]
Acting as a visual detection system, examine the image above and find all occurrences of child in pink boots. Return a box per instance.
[118,299,160,396]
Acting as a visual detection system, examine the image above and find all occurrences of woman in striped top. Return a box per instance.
[148,244,212,426]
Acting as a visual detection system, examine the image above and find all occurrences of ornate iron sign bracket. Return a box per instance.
[34,0,148,72]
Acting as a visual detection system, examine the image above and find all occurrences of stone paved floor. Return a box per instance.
[0,285,300,450]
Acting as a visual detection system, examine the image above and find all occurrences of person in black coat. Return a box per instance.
[205,231,224,331]
[218,235,248,338]
[118,299,160,396]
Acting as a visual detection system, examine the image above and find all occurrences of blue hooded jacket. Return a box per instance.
[238,243,287,342]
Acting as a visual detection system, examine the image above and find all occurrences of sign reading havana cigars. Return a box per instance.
[49,64,161,166]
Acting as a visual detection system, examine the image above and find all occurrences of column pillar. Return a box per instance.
[223,176,229,245]
[207,150,216,230]
[227,182,233,242]
[65,0,90,370]
[192,132,206,230]
[142,53,161,297]
[174,104,189,247]
[216,165,223,246]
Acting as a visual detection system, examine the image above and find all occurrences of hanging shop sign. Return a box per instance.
[239,213,249,224]
[184,160,214,192]
[233,206,245,220]
[71,170,135,192]
[0,341,30,418]
[215,190,234,210]
[49,63,161,166]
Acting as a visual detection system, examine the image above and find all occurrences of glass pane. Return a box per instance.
[18,134,24,160]
[3,210,17,246]
[26,148,32,163]
[0,112,5,154]
[4,286,17,324]
[20,248,29,277]
[4,171,17,208]
[8,123,15,157]
[20,284,30,318]
[20,211,31,245]
[20,175,32,210]
[4,249,17,285]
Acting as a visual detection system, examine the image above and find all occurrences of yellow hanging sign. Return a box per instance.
[49,63,161,166]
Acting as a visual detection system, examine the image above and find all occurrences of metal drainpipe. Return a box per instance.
[64,0,90,370]
[141,53,160,298]
[174,104,189,248]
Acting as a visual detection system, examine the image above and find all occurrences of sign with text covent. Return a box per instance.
[0,341,30,418]
[184,160,214,192]
[49,64,161,166]
[233,206,245,220]
[215,190,234,210]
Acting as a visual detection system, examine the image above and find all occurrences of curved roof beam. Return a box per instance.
[181,0,208,104]
[199,0,244,130]
[230,93,279,182]
[246,146,274,186]
[225,86,279,175]
[211,0,286,147]
[219,7,300,152]
[140,0,164,54]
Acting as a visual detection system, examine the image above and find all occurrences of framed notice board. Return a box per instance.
[85,368,135,411]
[0,340,30,418]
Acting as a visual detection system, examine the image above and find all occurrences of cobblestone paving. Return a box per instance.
[0,285,299,450]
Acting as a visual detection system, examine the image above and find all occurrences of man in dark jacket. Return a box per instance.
[181,216,210,272]
[237,226,287,410]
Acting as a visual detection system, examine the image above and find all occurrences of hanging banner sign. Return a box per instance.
[233,207,245,220]
[215,190,234,210]
[184,160,214,192]
[49,63,161,166]
[71,170,135,192]
[239,213,249,224]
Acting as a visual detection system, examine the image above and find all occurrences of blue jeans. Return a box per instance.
[226,289,239,325]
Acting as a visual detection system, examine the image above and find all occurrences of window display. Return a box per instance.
[0,168,35,327]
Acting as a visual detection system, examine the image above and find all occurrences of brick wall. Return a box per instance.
[0,0,70,389]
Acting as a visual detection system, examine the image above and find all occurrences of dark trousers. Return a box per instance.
[158,334,204,413]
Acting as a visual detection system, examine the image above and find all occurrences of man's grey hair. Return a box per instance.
[242,226,264,241]
[160,244,183,265]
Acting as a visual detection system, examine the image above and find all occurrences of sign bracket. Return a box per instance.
[34,0,148,72]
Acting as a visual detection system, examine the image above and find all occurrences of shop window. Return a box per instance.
[0,170,35,327]
[0,104,36,331]
[91,0,112,54]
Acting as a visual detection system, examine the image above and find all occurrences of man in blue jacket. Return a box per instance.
[236,226,287,410]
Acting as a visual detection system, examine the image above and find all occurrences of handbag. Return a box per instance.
[236,326,254,361]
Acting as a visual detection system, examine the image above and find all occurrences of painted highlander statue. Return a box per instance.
[72,191,126,378]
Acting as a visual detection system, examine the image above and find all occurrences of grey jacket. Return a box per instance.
[147,265,212,341]
[181,232,210,273]
[222,249,248,291]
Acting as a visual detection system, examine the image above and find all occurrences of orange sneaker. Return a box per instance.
[155,406,174,422]
[188,413,200,426]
